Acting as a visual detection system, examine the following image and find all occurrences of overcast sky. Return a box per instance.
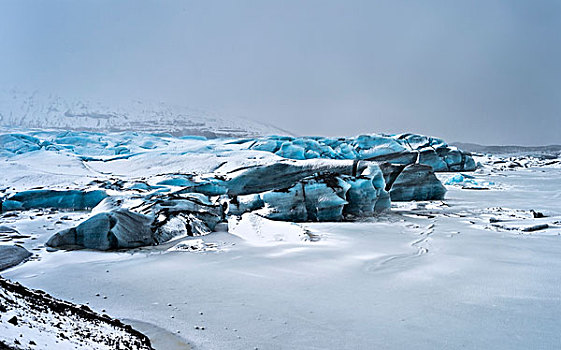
[1,1,560,145]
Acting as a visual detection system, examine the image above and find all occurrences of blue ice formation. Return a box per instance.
[0,129,474,173]
[47,194,225,250]
[1,190,108,212]
[444,173,494,188]
[46,208,154,250]
[146,195,224,233]
[44,160,403,250]
[225,161,392,222]
[302,178,349,221]
[228,194,264,216]
[0,130,175,157]
[445,174,473,185]
[0,134,41,155]
[261,185,308,221]
[0,128,475,250]
[258,176,351,222]
[245,134,476,172]
[386,164,446,201]
[156,176,197,187]
[223,159,359,196]
[0,245,32,271]
[343,177,382,216]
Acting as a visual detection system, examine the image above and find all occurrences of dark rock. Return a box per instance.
[7,316,18,325]
[522,224,549,232]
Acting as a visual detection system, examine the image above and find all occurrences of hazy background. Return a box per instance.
[1,0,560,145]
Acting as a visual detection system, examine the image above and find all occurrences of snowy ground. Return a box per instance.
[3,166,561,349]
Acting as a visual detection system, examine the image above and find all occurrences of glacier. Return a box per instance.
[2,125,561,350]
[0,127,477,250]
[244,133,476,171]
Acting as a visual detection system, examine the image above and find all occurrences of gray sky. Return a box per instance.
[1,0,560,145]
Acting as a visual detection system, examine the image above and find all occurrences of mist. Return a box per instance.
[1,0,560,145]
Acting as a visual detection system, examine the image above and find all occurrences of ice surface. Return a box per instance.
[0,128,473,252]
[4,167,561,349]
[0,133,41,155]
[247,134,476,172]
[228,213,313,244]
[2,123,561,349]
[2,190,108,212]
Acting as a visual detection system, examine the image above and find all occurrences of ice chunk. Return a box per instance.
[445,174,467,185]
[246,134,476,172]
[374,189,391,212]
[441,148,463,170]
[261,185,308,222]
[2,189,108,212]
[251,139,280,153]
[305,149,321,159]
[444,173,494,188]
[388,164,446,201]
[46,208,154,250]
[302,178,347,221]
[225,159,358,196]
[147,196,223,231]
[157,213,212,240]
[342,177,378,217]
[0,134,41,155]
[226,160,389,221]
[353,135,408,159]
[418,149,448,172]
[276,142,306,160]
[228,194,264,216]
[0,245,32,271]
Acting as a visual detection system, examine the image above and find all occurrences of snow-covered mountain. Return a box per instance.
[0,90,290,138]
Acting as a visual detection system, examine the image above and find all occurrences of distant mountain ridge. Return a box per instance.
[452,142,561,156]
[0,90,290,138]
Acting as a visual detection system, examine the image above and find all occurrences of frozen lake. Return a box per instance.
[4,168,561,349]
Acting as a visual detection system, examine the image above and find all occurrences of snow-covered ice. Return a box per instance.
[1,126,560,349]
[2,164,561,349]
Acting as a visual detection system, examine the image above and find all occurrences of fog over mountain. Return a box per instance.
[1,1,559,144]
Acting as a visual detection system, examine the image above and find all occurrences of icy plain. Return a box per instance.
[1,128,560,349]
